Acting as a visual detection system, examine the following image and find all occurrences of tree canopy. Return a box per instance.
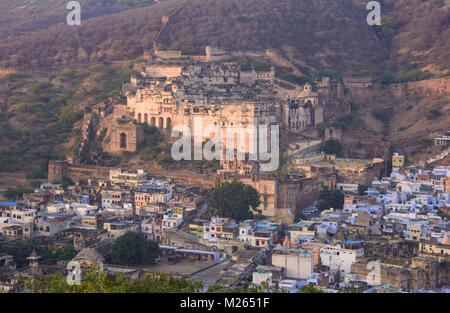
[0,240,77,267]
[317,185,345,212]
[299,284,324,293]
[321,139,343,156]
[111,231,161,265]
[18,268,202,293]
[53,244,77,262]
[207,181,261,222]
[17,268,286,293]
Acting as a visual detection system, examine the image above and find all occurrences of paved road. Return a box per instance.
[188,259,231,284]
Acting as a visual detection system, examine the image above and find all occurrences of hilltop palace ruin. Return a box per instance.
[46,45,450,221]
[96,47,327,173]
[52,47,393,221]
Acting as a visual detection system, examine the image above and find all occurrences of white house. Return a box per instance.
[319,241,364,278]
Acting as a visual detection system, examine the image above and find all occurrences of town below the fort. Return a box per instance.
[0,47,449,294]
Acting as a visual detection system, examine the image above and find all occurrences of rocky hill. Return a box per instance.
[0,0,448,73]
[386,0,450,73]
[0,0,157,40]
[0,0,448,188]
[0,0,164,66]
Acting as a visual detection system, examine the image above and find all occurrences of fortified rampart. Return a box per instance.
[48,160,216,188]
[48,161,112,183]
[153,2,188,50]
[343,76,450,102]
[0,63,92,78]
[265,49,303,76]
[0,66,50,78]
[0,59,134,79]
[404,76,449,96]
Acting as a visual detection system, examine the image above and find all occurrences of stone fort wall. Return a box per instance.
[343,76,450,101]
[48,160,216,187]
[48,160,112,183]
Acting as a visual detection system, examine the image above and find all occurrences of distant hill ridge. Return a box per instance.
[0,0,448,73]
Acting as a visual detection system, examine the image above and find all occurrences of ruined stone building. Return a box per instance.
[280,83,323,134]
[351,256,449,290]
[214,175,319,222]
[103,55,326,171]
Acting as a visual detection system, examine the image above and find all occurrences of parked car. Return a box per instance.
[168,256,180,265]
[151,257,161,264]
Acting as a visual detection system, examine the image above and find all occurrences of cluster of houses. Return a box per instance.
[0,169,207,244]
[1,158,449,293]
[188,218,280,248]
[245,162,450,293]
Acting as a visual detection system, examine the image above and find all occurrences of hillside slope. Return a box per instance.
[0,0,157,41]
[0,0,448,184]
[0,0,448,72]
[385,0,450,72]
[0,0,169,66]
[159,0,388,71]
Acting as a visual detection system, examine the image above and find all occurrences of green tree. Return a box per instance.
[0,240,52,268]
[53,176,74,189]
[358,184,368,196]
[426,109,442,120]
[52,245,77,262]
[111,232,161,265]
[3,186,33,201]
[207,181,261,222]
[380,16,397,38]
[17,268,202,293]
[207,281,284,293]
[374,16,397,39]
[317,186,345,212]
[378,71,396,85]
[321,139,342,156]
[299,284,324,293]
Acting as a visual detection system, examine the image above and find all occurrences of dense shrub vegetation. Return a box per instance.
[111,231,161,265]
[0,74,80,176]
[0,240,77,267]
[208,181,261,221]
[318,186,345,212]
[1,0,448,71]
[321,139,343,156]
